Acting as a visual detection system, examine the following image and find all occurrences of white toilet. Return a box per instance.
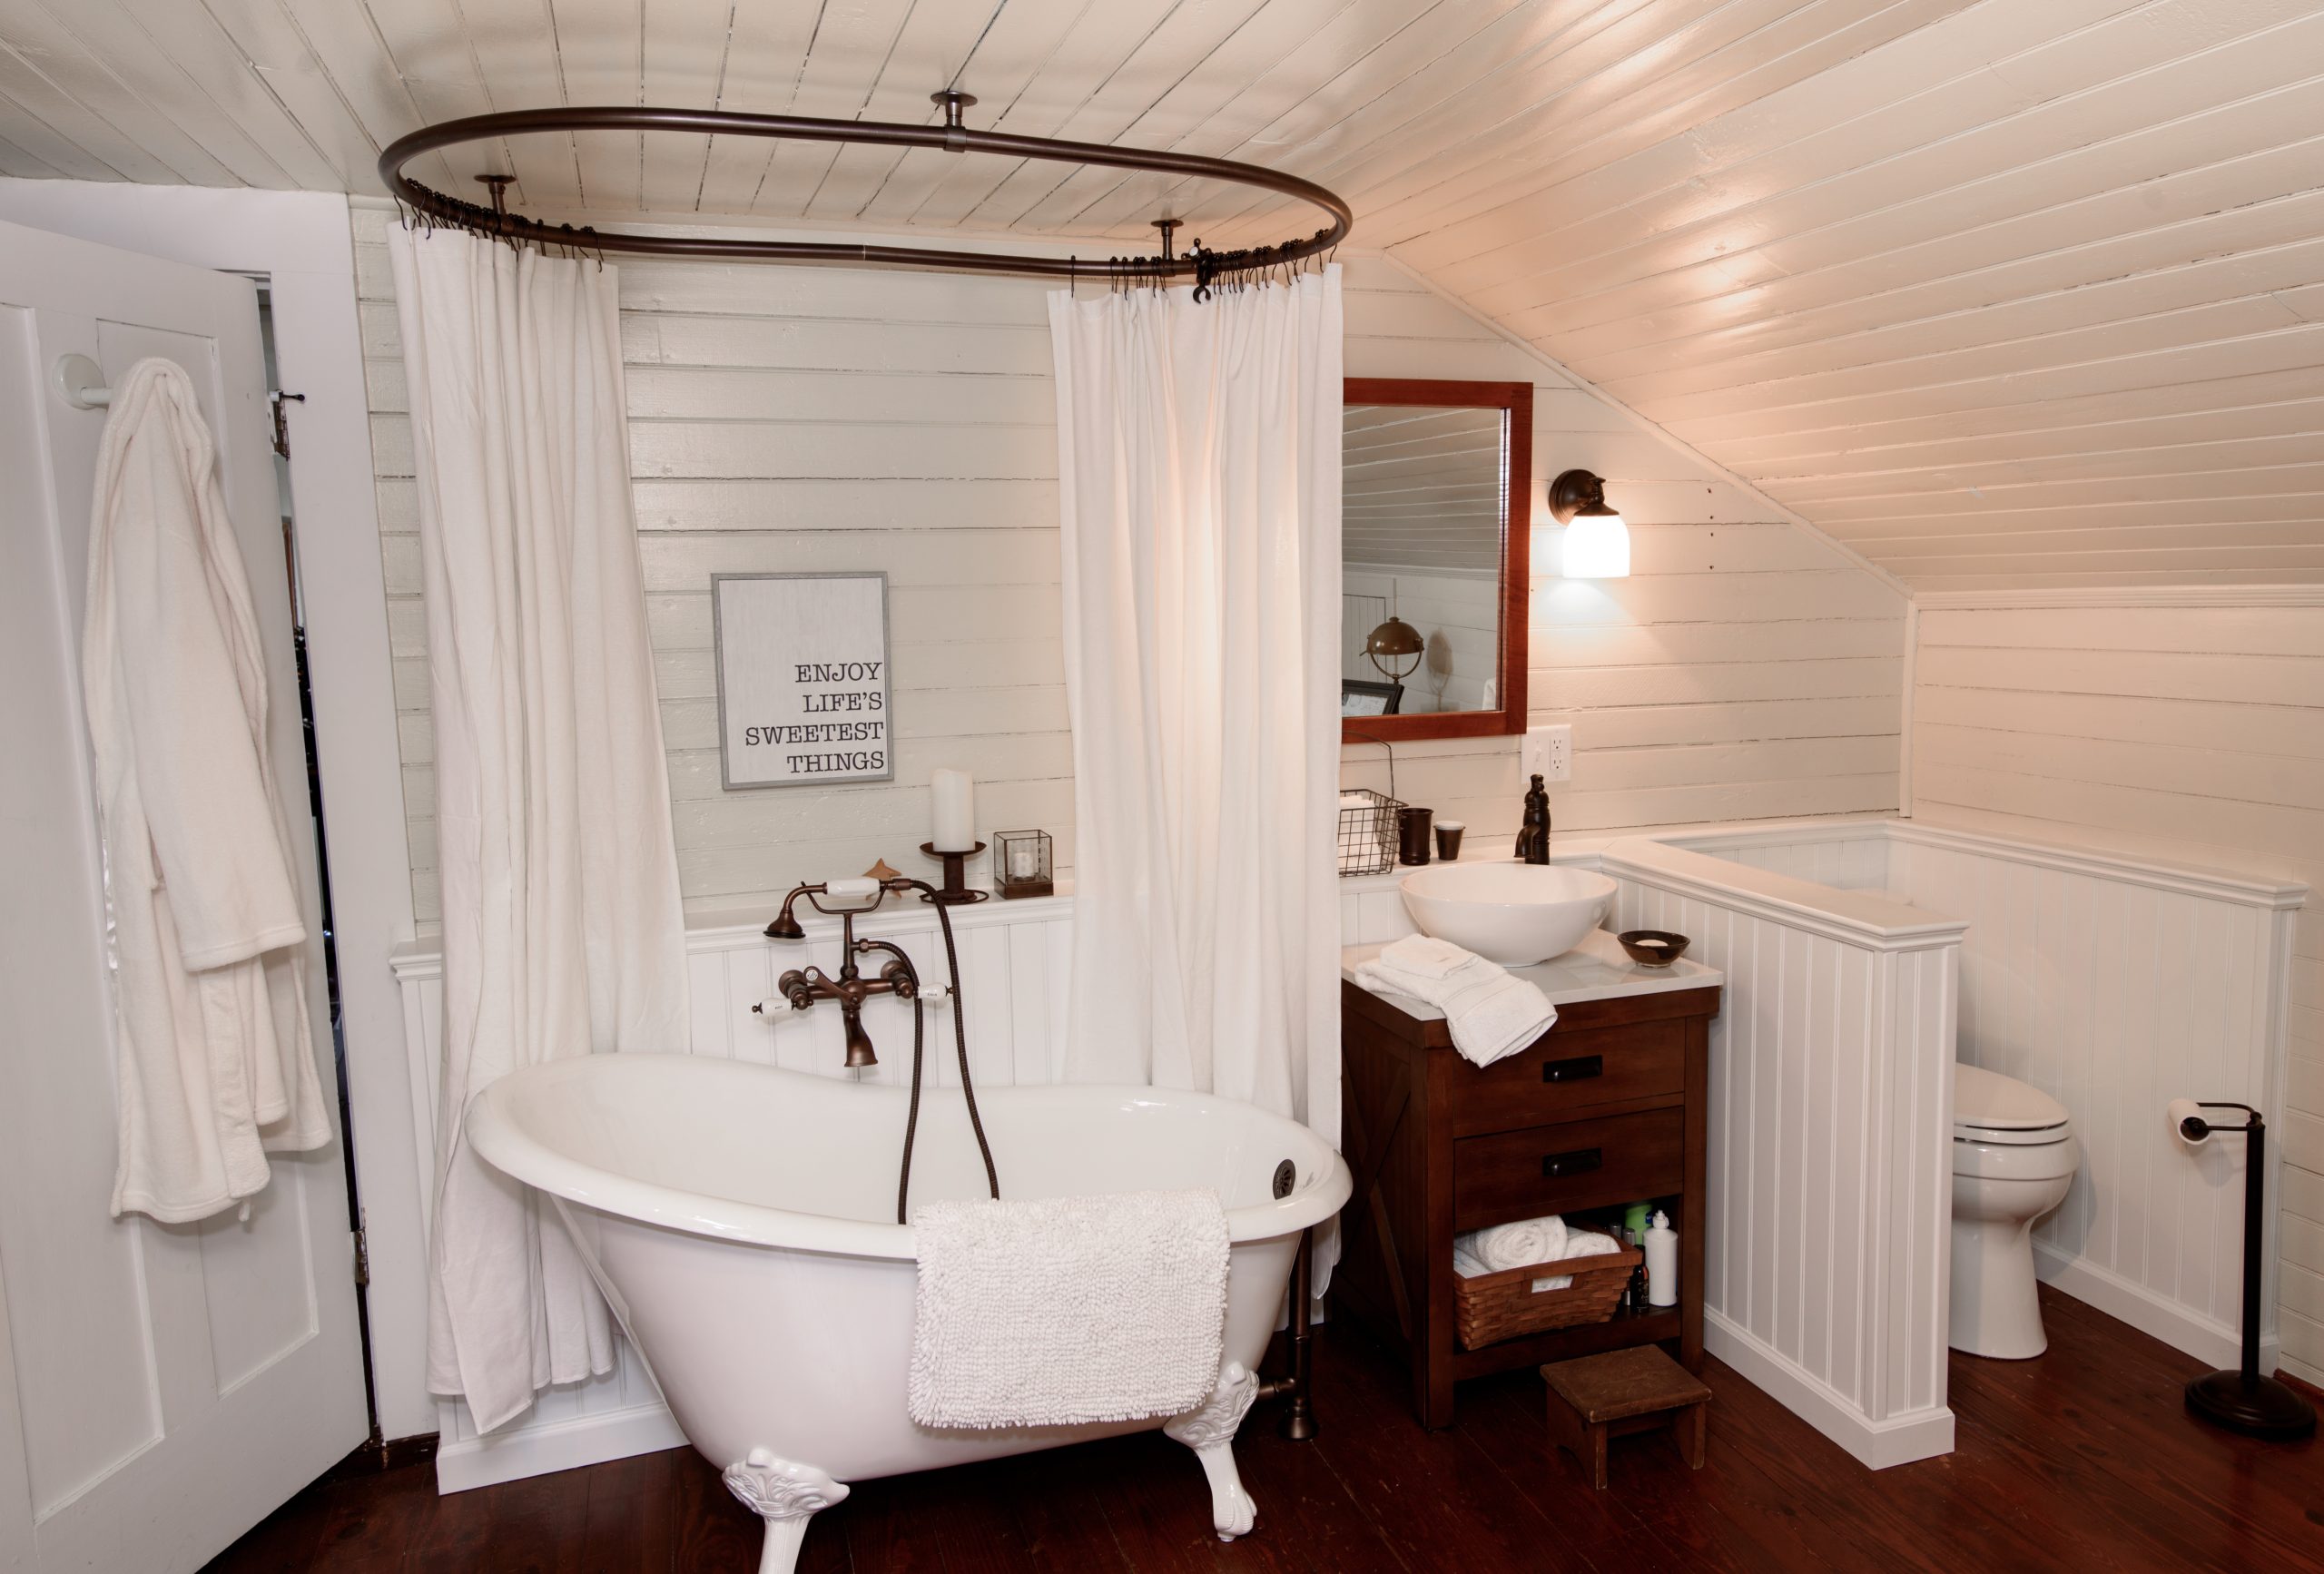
[1950,1062,2078,1359]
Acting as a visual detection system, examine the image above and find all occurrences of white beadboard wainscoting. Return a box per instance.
[1664,819,2308,1376]
[1600,840,1966,1471]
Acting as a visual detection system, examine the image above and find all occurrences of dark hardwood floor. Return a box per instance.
[209,1286,2324,1572]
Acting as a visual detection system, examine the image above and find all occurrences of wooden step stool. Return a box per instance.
[1541,1344,1711,1489]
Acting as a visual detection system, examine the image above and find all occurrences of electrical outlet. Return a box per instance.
[1522,724,1573,784]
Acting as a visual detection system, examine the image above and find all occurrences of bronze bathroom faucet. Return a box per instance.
[761,878,931,1067]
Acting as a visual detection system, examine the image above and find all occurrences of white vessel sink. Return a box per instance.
[1398,861,1619,967]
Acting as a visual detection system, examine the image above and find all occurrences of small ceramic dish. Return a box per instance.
[1617,930,1689,969]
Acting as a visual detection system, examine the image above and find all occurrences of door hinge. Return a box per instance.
[269,389,306,458]
[352,1224,370,1288]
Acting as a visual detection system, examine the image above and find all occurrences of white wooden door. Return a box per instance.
[0,218,368,1573]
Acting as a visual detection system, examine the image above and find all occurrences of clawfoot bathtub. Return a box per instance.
[466,1055,1351,1573]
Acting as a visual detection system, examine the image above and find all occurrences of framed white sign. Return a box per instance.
[712,572,893,789]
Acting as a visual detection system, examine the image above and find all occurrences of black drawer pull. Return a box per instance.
[1541,1147,1603,1178]
[1541,1054,1602,1084]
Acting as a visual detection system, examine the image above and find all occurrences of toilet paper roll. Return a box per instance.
[2167,1097,2210,1145]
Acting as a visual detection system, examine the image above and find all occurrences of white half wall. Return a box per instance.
[1600,838,1965,1470]
[1670,818,2307,1377]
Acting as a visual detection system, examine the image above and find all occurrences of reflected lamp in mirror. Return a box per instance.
[1550,468,1630,579]
[1364,615,1424,688]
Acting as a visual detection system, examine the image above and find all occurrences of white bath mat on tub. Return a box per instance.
[908,1188,1230,1430]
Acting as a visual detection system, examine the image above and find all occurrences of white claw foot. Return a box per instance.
[1164,1362,1261,1540]
[722,1450,850,1574]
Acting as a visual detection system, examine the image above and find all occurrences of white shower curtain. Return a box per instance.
[1049,271,1344,1243]
[388,226,690,1432]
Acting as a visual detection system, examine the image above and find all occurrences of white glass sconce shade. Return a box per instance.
[1562,510,1630,578]
[1548,467,1630,579]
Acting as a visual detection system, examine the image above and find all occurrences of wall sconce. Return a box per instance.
[1550,468,1630,579]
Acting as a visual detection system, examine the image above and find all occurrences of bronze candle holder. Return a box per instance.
[919,841,990,906]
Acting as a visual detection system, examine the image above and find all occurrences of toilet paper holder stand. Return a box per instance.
[2169,1097,2315,1441]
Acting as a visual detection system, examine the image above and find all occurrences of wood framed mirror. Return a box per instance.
[1341,377,1532,743]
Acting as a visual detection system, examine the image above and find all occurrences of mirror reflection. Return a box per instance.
[1341,404,1507,718]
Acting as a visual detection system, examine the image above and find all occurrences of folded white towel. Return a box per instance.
[1374,935,1471,979]
[909,1188,1229,1430]
[1355,936,1557,1067]
[1458,1215,1569,1272]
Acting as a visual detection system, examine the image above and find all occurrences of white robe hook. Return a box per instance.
[54,352,113,410]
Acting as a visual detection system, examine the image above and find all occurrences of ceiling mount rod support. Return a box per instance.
[1152,218,1181,261]
[377,95,1352,280]
[475,173,513,216]
[932,89,977,152]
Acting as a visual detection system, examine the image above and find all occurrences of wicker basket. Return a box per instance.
[1453,1233,1641,1351]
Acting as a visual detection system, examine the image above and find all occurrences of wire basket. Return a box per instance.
[1336,787,1403,878]
[1339,731,1403,878]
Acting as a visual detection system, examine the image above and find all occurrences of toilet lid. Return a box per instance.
[1954,1063,2071,1143]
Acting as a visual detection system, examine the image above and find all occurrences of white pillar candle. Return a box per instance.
[1006,839,1039,880]
[931,768,975,852]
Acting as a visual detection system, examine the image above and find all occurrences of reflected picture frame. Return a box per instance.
[1340,677,1404,717]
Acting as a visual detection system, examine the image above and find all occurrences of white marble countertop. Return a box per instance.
[1342,928,1722,1015]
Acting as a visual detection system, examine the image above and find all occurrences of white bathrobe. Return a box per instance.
[82,358,331,1223]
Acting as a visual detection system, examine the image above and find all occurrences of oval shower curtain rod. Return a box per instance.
[378,90,1353,285]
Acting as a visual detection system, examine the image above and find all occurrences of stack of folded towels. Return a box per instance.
[1353,934,1557,1067]
[1453,1215,1623,1289]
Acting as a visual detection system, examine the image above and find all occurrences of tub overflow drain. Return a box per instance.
[1273,1159,1295,1199]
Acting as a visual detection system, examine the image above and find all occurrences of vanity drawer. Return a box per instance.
[1452,1108,1685,1232]
[1451,1020,1686,1137]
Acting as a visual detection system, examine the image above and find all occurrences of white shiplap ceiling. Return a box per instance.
[1343,402,1506,570]
[3,0,2319,590]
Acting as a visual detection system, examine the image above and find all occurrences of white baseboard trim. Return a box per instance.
[1704,1311,1955,1470]
[2034,1244,2278,1375]
[436,1402,685,1495]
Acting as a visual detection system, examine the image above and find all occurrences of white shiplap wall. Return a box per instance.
[1907,600,2324,1384]
[356,212,1905,927]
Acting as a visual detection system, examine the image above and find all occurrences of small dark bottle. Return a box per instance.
[1513,773,1551,864]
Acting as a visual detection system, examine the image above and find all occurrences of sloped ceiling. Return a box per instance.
[1,0,2317,590]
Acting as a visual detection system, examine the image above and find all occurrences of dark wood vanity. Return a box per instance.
[1334,941,1719,1428]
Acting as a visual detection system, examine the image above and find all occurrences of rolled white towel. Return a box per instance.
[1453,1245,1495,1279]
[1533,1228,1622,1291]
[1457,1215,1568,1273]
[1354,936,1557,1067]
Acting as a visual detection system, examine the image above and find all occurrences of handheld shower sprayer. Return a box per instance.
[761,872,1000,1220]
